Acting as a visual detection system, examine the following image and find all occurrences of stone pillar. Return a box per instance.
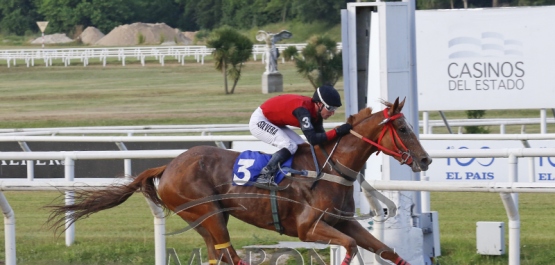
[262,72,283,94]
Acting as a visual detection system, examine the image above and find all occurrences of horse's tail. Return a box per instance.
[46,165,167,234]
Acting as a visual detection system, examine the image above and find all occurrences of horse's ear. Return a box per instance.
[398,97,406,112]
[389,97,400,116]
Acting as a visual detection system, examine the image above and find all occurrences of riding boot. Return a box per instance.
[256,148,292,186]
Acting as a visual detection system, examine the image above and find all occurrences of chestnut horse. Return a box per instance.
[47,97,431,265]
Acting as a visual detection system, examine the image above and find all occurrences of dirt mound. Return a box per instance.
[95,22,192,46]
[183,31,197,41]
[30,33,73,44]
[79,27,104,45]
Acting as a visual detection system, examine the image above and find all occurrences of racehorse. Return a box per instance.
[47,97,431,265]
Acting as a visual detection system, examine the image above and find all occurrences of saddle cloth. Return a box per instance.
[232,151,293,186]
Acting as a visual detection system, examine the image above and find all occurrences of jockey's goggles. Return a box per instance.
[324,104,338,112]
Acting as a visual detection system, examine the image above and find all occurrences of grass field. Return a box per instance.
[0,57,550,133]
[0,56,554,264]
[1,191,554,264]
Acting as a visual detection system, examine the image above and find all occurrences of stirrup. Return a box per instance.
[256,174,277,186]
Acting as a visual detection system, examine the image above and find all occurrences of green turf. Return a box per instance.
[1,191,554,264]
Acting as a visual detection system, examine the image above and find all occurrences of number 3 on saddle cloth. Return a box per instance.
[232,151,293,186]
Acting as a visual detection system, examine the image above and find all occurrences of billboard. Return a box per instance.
[416,6,555,111]
[422,140,555,182]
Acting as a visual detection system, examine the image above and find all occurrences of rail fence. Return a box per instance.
[0,116,553,137]
[1,133,555,265]
[0,43,342,68]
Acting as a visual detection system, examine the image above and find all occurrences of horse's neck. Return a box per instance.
[317,112,384,173]
[317,135,376,173]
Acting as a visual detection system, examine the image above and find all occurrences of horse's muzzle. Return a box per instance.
[410,155,432,172]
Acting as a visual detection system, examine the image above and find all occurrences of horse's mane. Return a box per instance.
[346,99,397,125]
[380,99,394,108]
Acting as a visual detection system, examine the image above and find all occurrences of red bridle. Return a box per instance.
[349,108,414,165]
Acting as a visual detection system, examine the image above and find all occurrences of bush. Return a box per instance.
[282,46,298,61]
[137,32,145,45]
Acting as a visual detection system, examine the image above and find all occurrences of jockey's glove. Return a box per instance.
[335,123,352,136]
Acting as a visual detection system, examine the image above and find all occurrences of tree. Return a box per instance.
[291,0,345,24]
[0,0,41,35]
[193,0,223,29]
[265,0,294,23]
[295,35,342,89]
[206,26,253,94]
[38,0,131,34]
[127,0,182,29]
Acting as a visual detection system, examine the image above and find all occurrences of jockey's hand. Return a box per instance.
[335,123,352,136]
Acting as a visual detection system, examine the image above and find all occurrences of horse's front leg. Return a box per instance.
[335,220,411,265]
[298,220,358,265]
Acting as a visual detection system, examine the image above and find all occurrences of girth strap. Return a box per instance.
[270,189,284,235]
[281,167,355,186]
[302,170,354,186]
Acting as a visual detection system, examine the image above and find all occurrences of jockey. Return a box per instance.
[248,85,352,186]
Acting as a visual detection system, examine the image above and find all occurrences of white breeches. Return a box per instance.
[249,107,305,154]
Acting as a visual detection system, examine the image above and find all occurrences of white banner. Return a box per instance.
[422,140,555,182]
[416,6,555,111]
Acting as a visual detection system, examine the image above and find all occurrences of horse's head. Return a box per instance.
[348,97,432,172]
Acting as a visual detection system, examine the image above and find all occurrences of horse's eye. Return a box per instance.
[399,127,407,133]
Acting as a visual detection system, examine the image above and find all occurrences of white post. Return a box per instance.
[346,2,422,263]
[500,193,520,265]
[422,111,429,134]
[0,192,16,265]
[420,171,430,212]
[508,154,519,211]
[17,141,34,180]
[116,141,132,176]
[27,160,34,181]
[145,198,166,265]
[540,109,547,134]
[64,156,75,246]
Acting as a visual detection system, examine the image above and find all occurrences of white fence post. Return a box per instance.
[0,192,16,265]
[64,156,75,246]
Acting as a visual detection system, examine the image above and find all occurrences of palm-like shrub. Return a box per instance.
[207,26,253,94]
[295,35,342,89]
[282,46,298,62]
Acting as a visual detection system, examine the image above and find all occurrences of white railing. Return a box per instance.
[422,110,555,134]
[0,43,343,68]
[0,115,551,137]
[2,134,555,265]
[0,46,214,67]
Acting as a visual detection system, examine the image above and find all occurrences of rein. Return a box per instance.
[311,107,413,186]
[350,108,414,165]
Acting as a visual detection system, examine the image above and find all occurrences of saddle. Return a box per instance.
[231,151,293,186]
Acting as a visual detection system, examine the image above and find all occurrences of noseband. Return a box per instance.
[350,108,414,165]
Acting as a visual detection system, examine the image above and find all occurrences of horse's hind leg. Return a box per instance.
[176,210,245,265]
[191,225,219,265]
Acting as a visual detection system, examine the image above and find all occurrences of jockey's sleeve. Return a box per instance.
[293,107,337,145]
